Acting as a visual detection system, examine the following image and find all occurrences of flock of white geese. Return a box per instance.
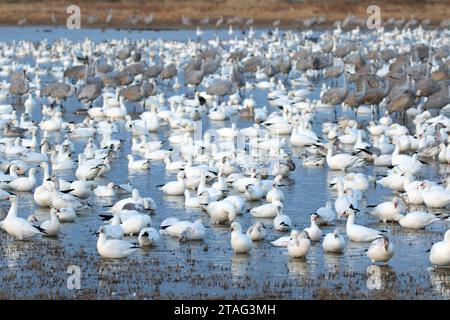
[0,25,449,271]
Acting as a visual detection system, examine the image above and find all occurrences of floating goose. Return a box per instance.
[429,229,450,267]
[323,229,346,253]
[96,226,139,259]
[230,222,253,254]
[366,236,395,264]
[0,195,45,239]
[346,211,384,242]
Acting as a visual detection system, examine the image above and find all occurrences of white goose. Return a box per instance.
[159,171,186,196]
[326,141,364,170]
[393,211,440,230]
[274,206,292,232]
[138,227,160,247]
[315,201,336,225]
[96,226,139,259]
[367,236,395,264]
[55,207,76,222]
[287,231,311,259]
[206,199,236,224]
[8,168,36,192]
[162,219,205,241]
[271,230,300,247]
[304,214,322,241]
[94,182,116,197]
[429,229,450,267]
[346,211,384,242]
[121,213,152,236]
[323,229,346,253]
[250,201,283,218]
[230,222,253,254]
[0,195,45,239]
[37,208,60,237]
[246,222,267,241]
[368,196,405,222]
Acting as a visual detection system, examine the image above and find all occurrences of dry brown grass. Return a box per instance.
[0,0,449,28]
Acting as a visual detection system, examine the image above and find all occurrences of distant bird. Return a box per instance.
[9,70,29,99]
[143,13,154,25]
[86,15,98,25]
[181,15,193,27]
[216,16,224,27]
[127,11,140,27]
[105,8,113,24]
[51,10,58,24]
[17,17,27,26]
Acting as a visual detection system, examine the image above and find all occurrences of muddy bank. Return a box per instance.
[1,0,450,29]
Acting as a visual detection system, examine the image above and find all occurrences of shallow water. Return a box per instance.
[0,27,449,299]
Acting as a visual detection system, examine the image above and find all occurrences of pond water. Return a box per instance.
[0,26,449,299]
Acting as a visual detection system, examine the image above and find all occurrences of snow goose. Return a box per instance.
[102,214,124,239]
[127,154,150,171]
[274,206,292,231]
[8,167,36,192]
[304,214,322,241]
[346,211,384,242]
[94,182,116,197]
[323,229,346,253]
[266,183,285,203]
[206,199,236,224]
[163,219,205,241]
[96,226,138,259]
[419,183,450,208]
[429,229,450,267]
[334,179,359,217]
[393,211,441,230]
[222,195,246,215]
[250,201,283,218]
[55,207,76,222]
[184,189,201,208]
[315,201,336,225]
[288,231,311,259]
[230,222,253,254]
[121,213,151,236]
[138,227,160,247]
[271,230,300,247]
[37,208,60,236]
[109,189,144,213]
[367,196,405,222]
[246,222,267,241]
[0,195,45,239]
[326,141,364,170]
[159,171,186,196]
[367,236,395,264]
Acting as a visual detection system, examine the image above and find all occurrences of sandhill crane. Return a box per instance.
[42,82,75,106]
[77,83,103,107]
[51,9,58,25]
[344,80,368,118]
[182,15,193,27]
[144,13,155,25]
[424,85,450,110]
[9,70,30,100]
[387,88,415,123]
[206,79,235,101]
[105,8,113,24]
[17,17,27,26]
[321,73,349,118]
[216,16,224,28]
